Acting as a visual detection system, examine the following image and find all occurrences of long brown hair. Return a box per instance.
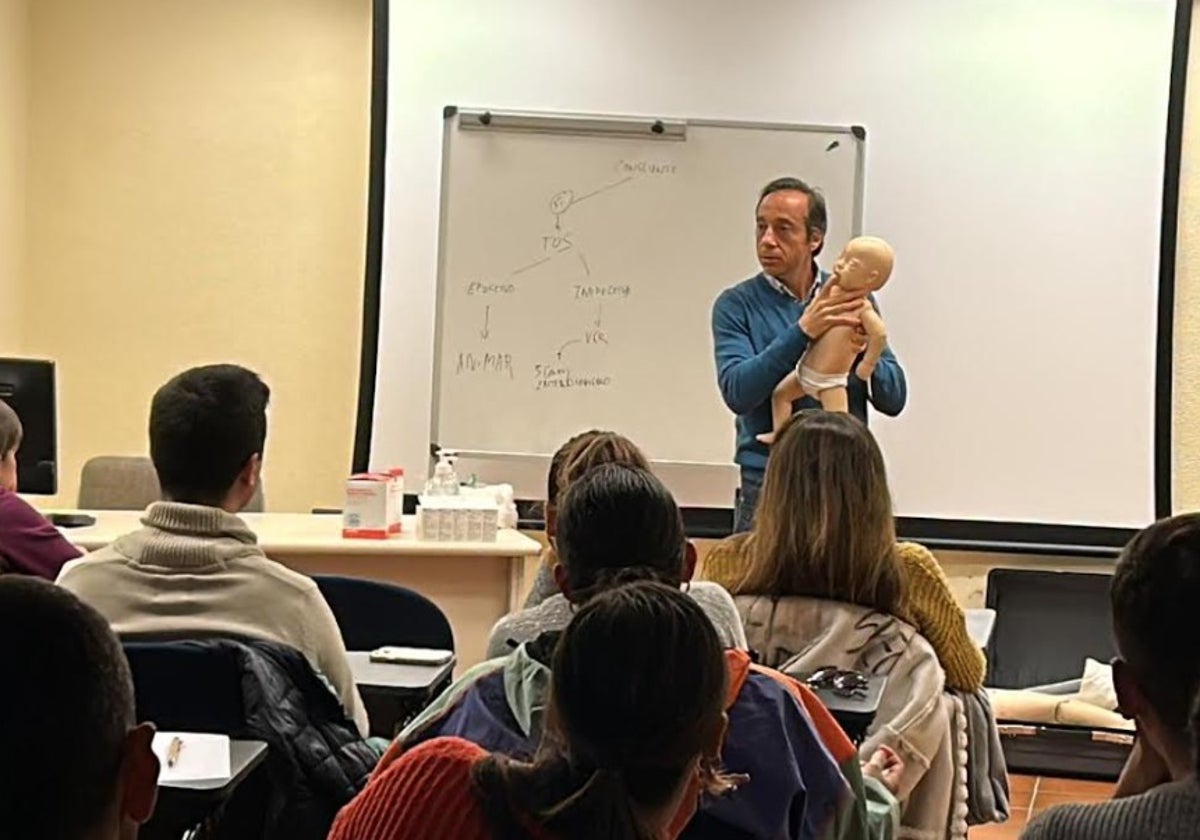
[472,580,730,840]
[540,431,651,571]
[732,410,902,614]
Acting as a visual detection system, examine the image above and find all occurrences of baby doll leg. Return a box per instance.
[756,370,804,445]
[816,385,850,413]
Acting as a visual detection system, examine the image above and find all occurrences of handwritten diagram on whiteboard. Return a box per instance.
[431,110,863,469]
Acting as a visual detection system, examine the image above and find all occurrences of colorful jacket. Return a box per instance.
[377,636,899,840]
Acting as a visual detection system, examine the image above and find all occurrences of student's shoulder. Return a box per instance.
[1022,782,1200,840]
[55,544,129,585]
[245,553,324,596]
[895,541,955,592]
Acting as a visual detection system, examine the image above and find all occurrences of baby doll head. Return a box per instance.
[831,236,894,293]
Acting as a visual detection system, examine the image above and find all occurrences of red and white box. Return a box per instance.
[343,473,396,539]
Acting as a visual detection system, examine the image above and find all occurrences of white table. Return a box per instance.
[59,511,542,669]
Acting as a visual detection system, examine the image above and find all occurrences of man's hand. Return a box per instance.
[799,283,868,341]
[862,745,905,795]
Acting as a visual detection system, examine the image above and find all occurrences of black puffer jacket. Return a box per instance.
[234,639,379,839]
[129,637,378,840]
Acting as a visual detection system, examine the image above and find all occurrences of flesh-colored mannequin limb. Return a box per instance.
[758,236,894,443]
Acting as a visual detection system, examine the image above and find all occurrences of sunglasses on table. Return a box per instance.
[805,666,870,698]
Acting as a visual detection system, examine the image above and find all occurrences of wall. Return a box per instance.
[23,0,372,511]
[11,0,1200,534]
[0,0,26,350]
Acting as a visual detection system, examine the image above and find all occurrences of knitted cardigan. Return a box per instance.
[704,539,985,692]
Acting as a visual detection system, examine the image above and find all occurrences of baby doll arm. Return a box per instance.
[855,304,889,381]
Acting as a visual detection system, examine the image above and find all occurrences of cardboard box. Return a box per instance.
[343,473,396,539]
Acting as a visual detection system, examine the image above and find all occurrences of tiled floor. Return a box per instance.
[969,775,1116,838]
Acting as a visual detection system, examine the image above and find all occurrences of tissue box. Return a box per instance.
[416,497,499,542]
[343,473,396,539]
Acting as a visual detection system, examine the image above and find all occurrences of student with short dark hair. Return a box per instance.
[58,364,368,735]
[0,399,82,578]
[522,429,652,608]
[489,463,746,656]
[0,576,159,838]
[330,580,736,839]
[1021,513,1200,839]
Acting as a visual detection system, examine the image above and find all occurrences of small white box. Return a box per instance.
[343,473,395,539]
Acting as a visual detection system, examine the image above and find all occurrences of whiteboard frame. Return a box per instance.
[427,106,866,480]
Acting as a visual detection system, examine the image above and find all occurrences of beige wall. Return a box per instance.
[0,0,27,350]
[22,0,371,511]
[8,0,1200,535]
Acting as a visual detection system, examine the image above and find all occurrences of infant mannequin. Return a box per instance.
[758,236,894,443]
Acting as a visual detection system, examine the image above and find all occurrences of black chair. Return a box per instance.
[124,640,246,732]
[312,574,455,652]
[123,640,268,840]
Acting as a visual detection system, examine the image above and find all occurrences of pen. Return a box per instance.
[166,736,183,768]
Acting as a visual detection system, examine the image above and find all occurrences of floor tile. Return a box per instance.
[1035,777,1116,798]
[1030,791,1109,817]
[969,807,1027,839]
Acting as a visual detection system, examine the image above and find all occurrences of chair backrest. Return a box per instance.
[79,456,161,510]
[312,575,455,652]
[985,568,1114,689]
[122,639,247,733]
[78,454,265,511]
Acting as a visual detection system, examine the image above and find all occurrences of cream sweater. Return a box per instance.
[57,502,368,736]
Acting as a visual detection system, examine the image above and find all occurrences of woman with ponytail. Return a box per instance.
[329,580,736,840]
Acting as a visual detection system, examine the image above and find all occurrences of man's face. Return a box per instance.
[756,190,821,279]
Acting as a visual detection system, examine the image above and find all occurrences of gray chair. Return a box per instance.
[78,455,264,511]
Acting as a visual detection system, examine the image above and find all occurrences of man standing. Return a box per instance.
[712,177,907,531]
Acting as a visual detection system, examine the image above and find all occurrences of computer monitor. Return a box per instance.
[0,359,57,495]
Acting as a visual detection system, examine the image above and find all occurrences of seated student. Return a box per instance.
[490,462,746,655]
[707,410,985,692]
[523,428,652,608]
[1021,513,1200,839]
[0,576,159,839]
[57,364,368,736]
[0,399,82,578]
[332,581,738,840]
[716,411,979,835]
[379,463,903,840]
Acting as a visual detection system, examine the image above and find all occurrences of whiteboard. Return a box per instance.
[431,110,863,499]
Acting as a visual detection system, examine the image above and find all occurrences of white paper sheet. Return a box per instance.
[152,732,232,783]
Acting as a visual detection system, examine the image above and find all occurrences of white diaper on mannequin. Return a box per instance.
[798,365,848,398]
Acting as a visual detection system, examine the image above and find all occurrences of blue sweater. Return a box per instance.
[711,272,907,483]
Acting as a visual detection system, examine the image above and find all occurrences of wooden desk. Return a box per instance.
[60,511,542,669]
